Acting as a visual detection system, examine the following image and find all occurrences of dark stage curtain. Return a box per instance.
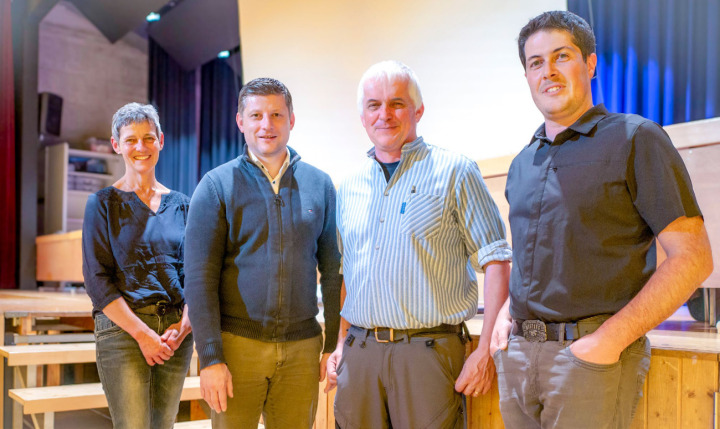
[0,0,16,288]
[148,37,199,197]
[199,58,244,179]
[568,0,720,125]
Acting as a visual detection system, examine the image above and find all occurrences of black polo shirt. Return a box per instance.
[505,104,701,322]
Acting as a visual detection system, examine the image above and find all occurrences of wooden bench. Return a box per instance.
[1,343,97,429]
[0,343,96,367]
[9,376,200,429]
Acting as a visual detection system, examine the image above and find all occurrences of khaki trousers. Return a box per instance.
[212,333,323,429]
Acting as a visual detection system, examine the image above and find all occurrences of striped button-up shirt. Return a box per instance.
[337,137,512,329]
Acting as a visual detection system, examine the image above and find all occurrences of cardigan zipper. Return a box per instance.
[274,193,285,338]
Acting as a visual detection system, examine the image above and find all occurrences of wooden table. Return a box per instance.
[0,290,93,429]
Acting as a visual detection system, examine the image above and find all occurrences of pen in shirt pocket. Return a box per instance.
[400,185,417,214]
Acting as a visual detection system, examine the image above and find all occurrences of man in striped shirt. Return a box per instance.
[326,60,512,428]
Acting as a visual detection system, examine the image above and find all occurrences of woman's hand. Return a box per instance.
[161,304,192,351]
[101,298,176,365]
[135,329,174,365]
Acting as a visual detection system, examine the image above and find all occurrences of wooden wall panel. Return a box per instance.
[315,380,329,429]
[647,354,681,428]
[680,354,717,428]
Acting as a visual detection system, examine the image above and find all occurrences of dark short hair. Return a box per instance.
[518,10,596,69]
[237,77,293,115]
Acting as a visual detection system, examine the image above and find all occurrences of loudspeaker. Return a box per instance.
[39,92,63,137]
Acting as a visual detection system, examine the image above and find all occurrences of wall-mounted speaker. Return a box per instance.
[39,92,63,137]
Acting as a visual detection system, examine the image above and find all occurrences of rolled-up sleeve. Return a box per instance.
[454,159,512,271]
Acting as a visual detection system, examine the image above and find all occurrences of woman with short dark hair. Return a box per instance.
[82,102,193,428]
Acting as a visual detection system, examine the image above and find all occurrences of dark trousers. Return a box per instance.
[334,325,466,429]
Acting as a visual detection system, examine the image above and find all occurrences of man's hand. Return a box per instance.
[455,345,495,396]
[490,300,513,356]
[134,329,174,366]
[324,344,343,393]
[568,331,621,365]
[200,363,234,413]
[319,353,330,382]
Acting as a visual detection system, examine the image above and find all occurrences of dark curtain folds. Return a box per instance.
[0,0,16,288]
[199,58,244,179]
[149,40,244,195]
[148,37,199,197]
[568,0,720,125]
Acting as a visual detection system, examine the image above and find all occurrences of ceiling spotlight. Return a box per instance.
[146,12,161,22]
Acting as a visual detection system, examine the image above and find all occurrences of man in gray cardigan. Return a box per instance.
[184,78,342,429]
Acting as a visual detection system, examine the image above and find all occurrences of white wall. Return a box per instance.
[38,1,148,145]
[239,0,566,182]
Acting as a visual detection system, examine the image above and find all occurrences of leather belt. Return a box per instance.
[353,324,464,343]
[512,315,611,342]
[134,301,182,316]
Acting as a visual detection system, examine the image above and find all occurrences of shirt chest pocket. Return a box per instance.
[550,159,619,209]
[399,193,444,240]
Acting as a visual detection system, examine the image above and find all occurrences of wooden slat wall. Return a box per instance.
[631,350,719,429]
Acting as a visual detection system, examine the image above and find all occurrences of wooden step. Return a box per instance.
[174,420,265,429]
[174,420,211,428]
[9,376,201,414]
[0,343,96,366]
[0,342,198,367]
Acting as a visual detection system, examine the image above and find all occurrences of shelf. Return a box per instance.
[67,218,84,232]
[67,190,93,198]
[67,148,120,161]
[68,171,114,180]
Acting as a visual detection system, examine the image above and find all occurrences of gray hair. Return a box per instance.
[357,60,423,113]
[111,103,162,141]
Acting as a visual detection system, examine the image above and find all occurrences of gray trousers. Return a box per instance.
[334,325,466,429]
[494,334,651,429]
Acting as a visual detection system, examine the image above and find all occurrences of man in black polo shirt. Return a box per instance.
[491,10,713,428]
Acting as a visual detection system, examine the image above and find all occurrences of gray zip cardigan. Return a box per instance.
[184,145,342,369]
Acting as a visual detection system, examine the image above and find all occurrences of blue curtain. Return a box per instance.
[199,58,244,179]
[568,0,720,125]
[148,37,199,196]
[149,40,244,196]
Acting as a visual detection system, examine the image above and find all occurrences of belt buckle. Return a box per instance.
[156,302,168,316]
[522,320,547,342]
[374,327,394,343]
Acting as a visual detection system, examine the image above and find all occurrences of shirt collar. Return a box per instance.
[248,147,291,178]
[531,104,609,145]
[366,136,425,159]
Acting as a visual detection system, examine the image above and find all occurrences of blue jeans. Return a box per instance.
[95,310,193,429]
